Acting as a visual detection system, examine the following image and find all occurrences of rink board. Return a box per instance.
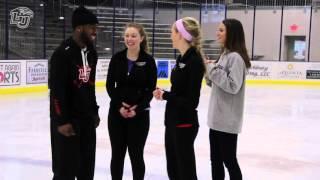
[1,59,320,94]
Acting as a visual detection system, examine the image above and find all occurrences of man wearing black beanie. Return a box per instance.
[49,6,100,180]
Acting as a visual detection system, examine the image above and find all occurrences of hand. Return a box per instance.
[127,105,137,118]
[205,59,216,64]
[119,106,129,118]
[153,88,164,100]
[119,102,132,118]
[119,103,138,118]
[122,102,131,109]
[204,55,216,64]
[129,105,137,111]
[57,123,76,137]
[127,110,136,118]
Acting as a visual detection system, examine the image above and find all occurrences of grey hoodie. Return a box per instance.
[205,51,247,134]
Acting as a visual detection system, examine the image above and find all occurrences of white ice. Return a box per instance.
[0,85,320,180]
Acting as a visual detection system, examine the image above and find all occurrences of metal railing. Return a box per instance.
[0,0,320,61]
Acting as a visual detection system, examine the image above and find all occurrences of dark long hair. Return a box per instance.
[222,19,251,68]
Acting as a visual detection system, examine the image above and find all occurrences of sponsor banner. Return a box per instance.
[247,61,313,80]
[157,60,169,78]
[274,62,305,80]
[306,62,320,69]
[247,62,272,79]
[306,70,320,79]
[0,62,21,86]
[26,61,48,84]
[96,59,109,80]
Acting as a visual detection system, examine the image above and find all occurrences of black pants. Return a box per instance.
[209,129,242,180]
[50,117,96,180]
[108,108,150,180]
[165,126,198,180]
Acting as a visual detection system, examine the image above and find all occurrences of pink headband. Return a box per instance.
[175,19,193,41]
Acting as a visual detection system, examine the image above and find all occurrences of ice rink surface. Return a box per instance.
[1,84,320,180]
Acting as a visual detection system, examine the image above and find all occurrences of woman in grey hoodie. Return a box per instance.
[205,19,251,180]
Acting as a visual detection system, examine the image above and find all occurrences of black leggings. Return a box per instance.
[165,126,198,180]
[108,109,150,180]
[50,118,96,180]
[209,129,242,180]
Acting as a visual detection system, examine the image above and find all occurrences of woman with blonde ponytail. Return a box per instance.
[153,17,205,180]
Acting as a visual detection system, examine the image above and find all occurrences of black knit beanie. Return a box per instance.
[72,6,99,29]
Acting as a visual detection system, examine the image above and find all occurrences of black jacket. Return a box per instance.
[49,37,99,125]
[106,49,157,113]
[163,47,205,127]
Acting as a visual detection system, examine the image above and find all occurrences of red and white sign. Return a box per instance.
[290,24,299,32]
